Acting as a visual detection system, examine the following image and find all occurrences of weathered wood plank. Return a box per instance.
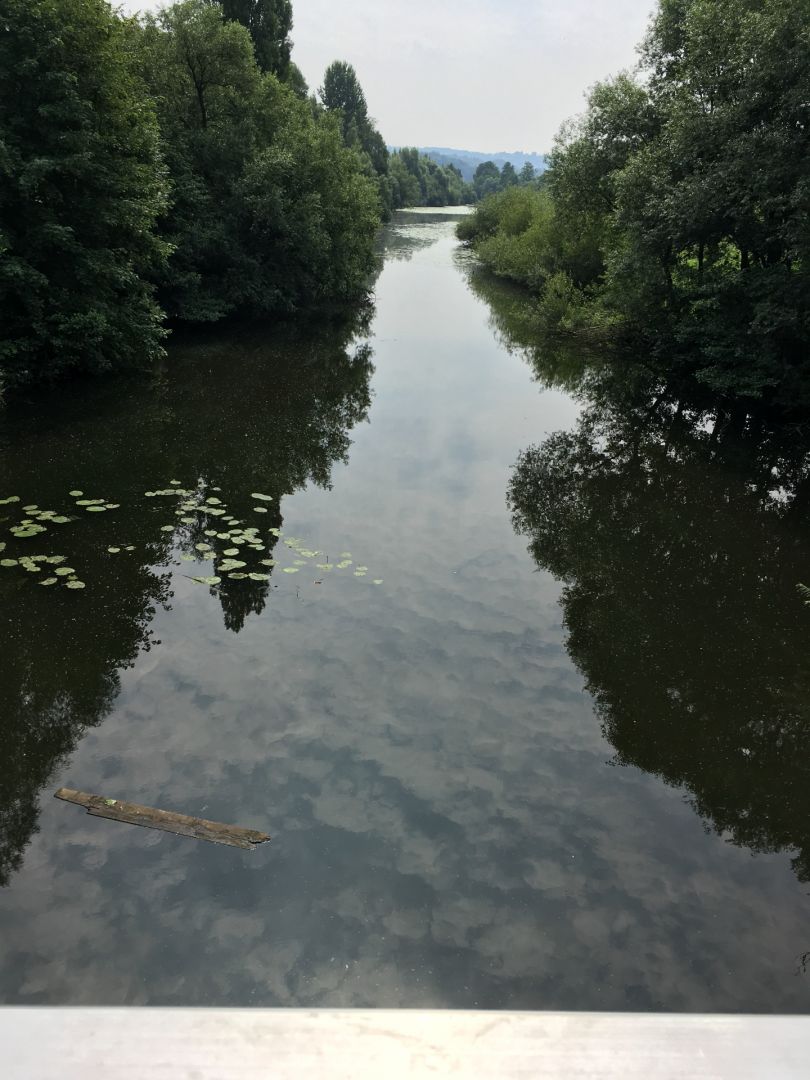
[54,788,270,850]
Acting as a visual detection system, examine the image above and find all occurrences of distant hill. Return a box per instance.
[389,147,548,182]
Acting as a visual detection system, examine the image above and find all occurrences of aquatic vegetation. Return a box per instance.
[0,481,385,595]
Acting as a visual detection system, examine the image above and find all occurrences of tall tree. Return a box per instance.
[473,161,501,200]
[319,61,369,136]
[500,161,518,187]
[0,0,169,390]
[219,0,292,78]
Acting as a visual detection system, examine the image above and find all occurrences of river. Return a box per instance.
[1,209,809,1010]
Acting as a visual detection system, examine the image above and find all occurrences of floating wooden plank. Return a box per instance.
[54,788,271,850]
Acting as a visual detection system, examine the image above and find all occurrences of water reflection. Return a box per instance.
[3,217,810,1012]
[476,269,810,884]
[0,309,374,883]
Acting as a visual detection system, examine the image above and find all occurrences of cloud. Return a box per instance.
[119,0,657,149]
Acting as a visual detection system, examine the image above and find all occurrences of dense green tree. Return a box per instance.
[519,162,536,185]
[473,160,502,200]
[0,0,169,390]
[218,0,293,78]
[388,149,473,208]
[500,161,518,187]
[317,60,395,214]
[136,1,379,321]
[460,0,810,404]
[319,61,369,134]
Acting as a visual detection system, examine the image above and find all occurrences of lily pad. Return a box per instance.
[160,525,174,532]
[0,496,21,505]
[46,556,66,564]
[105,503,120,510]
[65,580,86,589]
[253,507,268,514]
[228,572,247,580]
[40,577,58,586]
[190,576,221,586]
[55,567,75,576]
[68,490,83,497]
[282,567,300,574]
[219,559,246,572]
[52,516,71,524]
[373,579,384,585]
[251,493,273,502]
[125,546,135,552]
[108,547,121,554]
[1,559,18,567]
[260,559,276,567]
[180,553,196,562]
[85,506,108,512]
[223,548,239,556]
[248,573,269,581]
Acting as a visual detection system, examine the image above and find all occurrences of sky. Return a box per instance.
[121,0,658,152]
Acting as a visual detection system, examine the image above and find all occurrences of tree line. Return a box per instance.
[0,0,469,392]
[459,0,810,406]
[317,61,475,213]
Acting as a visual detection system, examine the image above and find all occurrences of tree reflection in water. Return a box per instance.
[0,306,374,884]
[466,266,810,885]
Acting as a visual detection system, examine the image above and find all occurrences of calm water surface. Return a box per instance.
[1,210,809,1010]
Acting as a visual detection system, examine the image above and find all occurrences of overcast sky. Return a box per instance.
[121,0,657,152]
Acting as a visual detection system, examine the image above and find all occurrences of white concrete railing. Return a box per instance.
[5,1008,810,1078]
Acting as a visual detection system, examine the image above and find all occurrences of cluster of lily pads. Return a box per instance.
[0,481,384,593]
[0,543,86,589]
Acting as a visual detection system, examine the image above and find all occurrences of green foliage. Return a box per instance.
[135,2,379,322]
[318,61,396,216]
[0,0,169,389]
[389,148,474,208]
[319,61,369,132]
[0,0,383,389]
[473,161,501,200]
[470,159,537,201]
[218,0,293,78]
[461,0,810,403]
[317,64,474,214]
